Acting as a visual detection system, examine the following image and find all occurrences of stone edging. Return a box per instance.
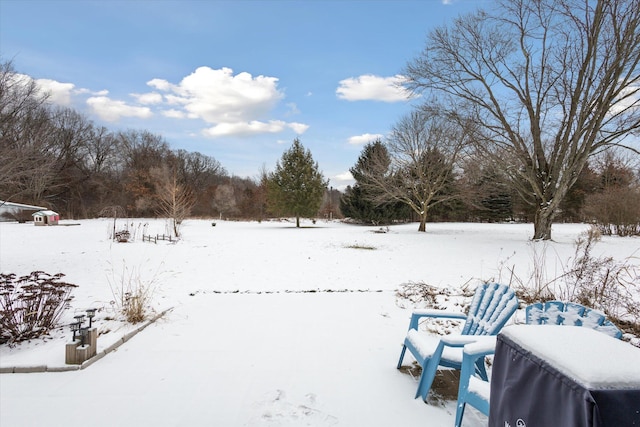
[0,308,173,374]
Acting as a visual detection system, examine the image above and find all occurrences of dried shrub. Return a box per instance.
[562,229,640,332]
[108,261,158,324]
[0,271,77,345]
[584,185,640,236]
[395,282,475,335]
[507,228,640,334]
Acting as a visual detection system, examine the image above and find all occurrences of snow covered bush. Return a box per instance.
[0,271,77,345]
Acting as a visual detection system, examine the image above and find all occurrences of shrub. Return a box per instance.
[584,186,640,236]
[108,261,157,324]
[395,282,475,335]
[0,271,77,345]
[507,228,640,334]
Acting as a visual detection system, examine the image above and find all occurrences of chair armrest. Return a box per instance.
[463,336,497,358]
[439,334,496,349]
[409,310,467,330]
[411,309,468,319]
[439,335,484,347]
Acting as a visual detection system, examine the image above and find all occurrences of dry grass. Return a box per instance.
[107,261,158,324]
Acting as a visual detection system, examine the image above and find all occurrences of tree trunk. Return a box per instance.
[418,211,427,232]
[533,206,554,240]
[296,216,300,228]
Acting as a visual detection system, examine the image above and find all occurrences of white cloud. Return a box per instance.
[148,66,282,123]
[146,78,174,91]
[288,122,309,134]
[332,171,355,191]
[336,74,414,102]
[162,109,186,119]
[35,78,76,106]
[147,66,307,138]
[15,66,307,137]
[348,133,384,145]
[203,120,291,137]
[86,96,152,122]
[131,92,163,105]
[335,171,354,181]
[12,73,75,106]
[609,85,639,115]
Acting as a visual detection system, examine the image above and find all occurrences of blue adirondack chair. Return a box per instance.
[454,301,623,427]
[525,301,623,338]
[397,282,518,401]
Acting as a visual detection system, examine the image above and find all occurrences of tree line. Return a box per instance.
[0,61,276,222]
[341,139,640,236]
[2,0,639,239]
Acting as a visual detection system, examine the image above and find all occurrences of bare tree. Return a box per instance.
[117,130,170,216]
[46,107,96,216]
[212,183,238,219]
[169,149,226,216]
[0,60,55,204]
[404,0,640,239]
[152,166,194,238]
[359,110,469,232]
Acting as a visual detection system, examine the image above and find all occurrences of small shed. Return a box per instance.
[32,210,60,226]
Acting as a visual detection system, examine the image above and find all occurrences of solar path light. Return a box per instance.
[86,308,96,327]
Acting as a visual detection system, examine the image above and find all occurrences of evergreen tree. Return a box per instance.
[267,138,328,227]
[471,166,514,222]
[341,140,409,224]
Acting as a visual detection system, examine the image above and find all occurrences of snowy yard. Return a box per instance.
[1,219,638,426]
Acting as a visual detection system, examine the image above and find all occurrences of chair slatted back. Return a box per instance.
[461,283,519,336]
[525,301,622,339]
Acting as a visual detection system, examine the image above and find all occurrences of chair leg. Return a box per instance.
[474,358,488,381]
[397,345,407,369]
[415,357,439,400]
[454,401,466,427]
[415,341,446,401]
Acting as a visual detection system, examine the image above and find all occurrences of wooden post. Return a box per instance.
[65,328,98,364]
[88,328,98,358]
[65,341,79,364]
[76,345,90,363]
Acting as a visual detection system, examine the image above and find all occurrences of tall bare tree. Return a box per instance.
[0,61,55,204]
[152,166,194,238]
[404,0,640,239]
[359,110,469,232]
[117,130,170,216]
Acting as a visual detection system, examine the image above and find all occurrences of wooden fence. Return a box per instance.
[142,234,175,244]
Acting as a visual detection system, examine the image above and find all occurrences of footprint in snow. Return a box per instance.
[246,389,338,426]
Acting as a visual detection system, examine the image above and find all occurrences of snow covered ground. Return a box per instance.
[1,219,638,426]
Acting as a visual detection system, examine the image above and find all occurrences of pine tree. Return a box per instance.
[267,138,328,227]
[341,140,409,224]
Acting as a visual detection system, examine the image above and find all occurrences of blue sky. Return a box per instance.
[1,0,487,189]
